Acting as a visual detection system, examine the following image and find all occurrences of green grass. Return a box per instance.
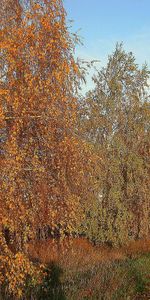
[58,253,150,300]
[1,252,150,299]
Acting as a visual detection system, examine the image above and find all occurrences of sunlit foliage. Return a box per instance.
[80,44,150,245]
[0,0,95,297]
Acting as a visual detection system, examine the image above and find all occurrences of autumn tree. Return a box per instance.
[80,44,150,245]
[0,0,95,296]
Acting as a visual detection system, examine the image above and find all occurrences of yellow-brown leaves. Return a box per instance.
[0,0,94,297]
[0,106,4,125]
[0,251,43,299]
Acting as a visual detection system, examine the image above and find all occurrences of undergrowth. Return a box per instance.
[1,241,150,299]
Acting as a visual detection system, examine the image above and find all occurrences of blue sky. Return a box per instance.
[64,0,150,92]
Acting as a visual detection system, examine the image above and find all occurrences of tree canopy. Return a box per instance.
[0,2,150,297]
[80,44,150,244]
[0,1,95,296]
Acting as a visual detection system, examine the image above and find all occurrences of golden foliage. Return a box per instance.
[0,0,95,297]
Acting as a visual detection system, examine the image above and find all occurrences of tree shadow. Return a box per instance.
[37,262,67,300]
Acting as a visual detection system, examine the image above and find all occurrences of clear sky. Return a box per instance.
[64,0,150,92]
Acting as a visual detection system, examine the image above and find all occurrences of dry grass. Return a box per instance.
[26,237,150,300]
[27,237,150,268]
[123,239,150,257]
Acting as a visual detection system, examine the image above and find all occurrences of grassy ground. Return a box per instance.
[27,238,150,299]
